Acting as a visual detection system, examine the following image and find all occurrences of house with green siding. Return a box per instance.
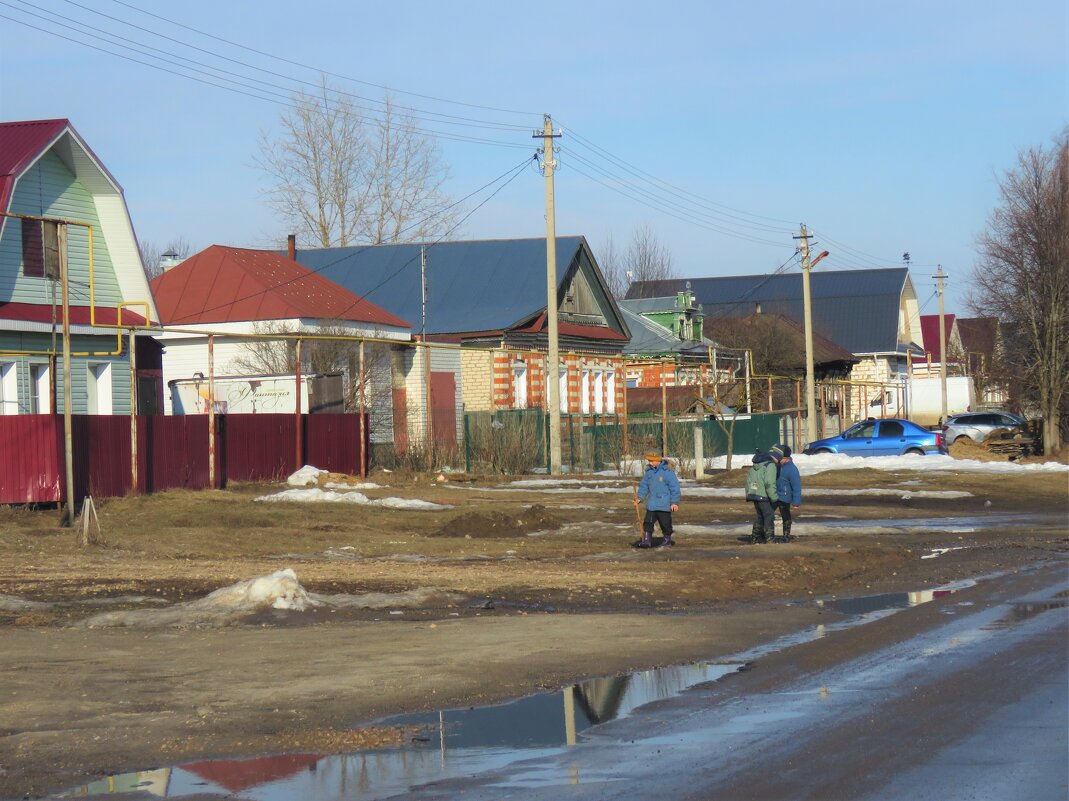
[0,119,162,415]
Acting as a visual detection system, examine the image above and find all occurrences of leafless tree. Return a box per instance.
[257,82,460,248]
[229,321,394,421]
[139,236,194,280]
[598,225,675,299]
[624,224,674,286]
[970,132,1068,454]
[597,234,627,299]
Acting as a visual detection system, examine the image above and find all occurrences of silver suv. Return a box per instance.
[942,411,1027,445]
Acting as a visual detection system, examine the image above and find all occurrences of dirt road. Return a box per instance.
[0,461,1065,798]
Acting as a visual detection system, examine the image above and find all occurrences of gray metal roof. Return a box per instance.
[626,269,912,354]
[617,302,714,356]
[290,237,591,335]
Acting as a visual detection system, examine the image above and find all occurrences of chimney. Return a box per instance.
[159,250,183,272]
[287,234,296,261]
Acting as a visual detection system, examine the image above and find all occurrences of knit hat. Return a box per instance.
[645,451,663,462]
[770,443,791,459]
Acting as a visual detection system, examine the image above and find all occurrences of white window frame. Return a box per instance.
[0,362,17,415]
[87,362,113,415]
[512,361,528,409]
[605,370,616,414]
[29,363,50,414]
[580,369,590,414]
[592,370,604,414]
[558,366,568,413]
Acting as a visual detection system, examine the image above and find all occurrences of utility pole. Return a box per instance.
[58,223,74,526]
[536,115,562,474]
[794,224,817,445]
[422,245,433,453]
[934,265,948,423]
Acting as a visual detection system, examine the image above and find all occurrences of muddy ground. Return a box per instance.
[0,462,1066,798]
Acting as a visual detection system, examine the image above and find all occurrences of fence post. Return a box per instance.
[464,413,472,473]
[693,426,705,479]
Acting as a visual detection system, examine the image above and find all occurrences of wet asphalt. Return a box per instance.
[393,562,1068,801]
[48,562,1068,801]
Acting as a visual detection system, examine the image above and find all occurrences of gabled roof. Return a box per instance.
[628,268,912,355]
[916,314,956,362]
[0,119,70,215]
[956,317,998,357]
[704,312,858,368]
[289,236,627,340]
[151,245,411,329]
[617,300,714,357]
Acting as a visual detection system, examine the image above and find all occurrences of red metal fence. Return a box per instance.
[0,413,368,504]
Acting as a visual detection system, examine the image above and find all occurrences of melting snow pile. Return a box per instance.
[256,487,450,510]
[288,465,327,486]
[77,568,314,628]
[74,569,465,628]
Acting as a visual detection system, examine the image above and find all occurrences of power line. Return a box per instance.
[167,154,536,324]
[41,0,533,133]
[106,0,537,118]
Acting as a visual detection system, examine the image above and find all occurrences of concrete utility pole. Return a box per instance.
[795,224,818,445]
[935,265,948,423]
[536,115,562,474]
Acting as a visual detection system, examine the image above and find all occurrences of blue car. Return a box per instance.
[804,418,946,457]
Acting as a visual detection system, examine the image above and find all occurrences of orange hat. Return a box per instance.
[645,451,662,462]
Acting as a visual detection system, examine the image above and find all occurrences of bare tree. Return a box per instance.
[624,224,674,286]
[598,226,675,299]
[229,321,394,419]
[139,236,194,280]
[970,131,1069,454]
[258,82,460,247]
[597,233,627,299]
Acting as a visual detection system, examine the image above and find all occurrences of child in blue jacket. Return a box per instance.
[770,443,802,542]
[633,451,681,548]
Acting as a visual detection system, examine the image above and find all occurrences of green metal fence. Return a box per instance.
[463,411,781,474]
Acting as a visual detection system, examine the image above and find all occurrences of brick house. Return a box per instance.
[290,237,631,446]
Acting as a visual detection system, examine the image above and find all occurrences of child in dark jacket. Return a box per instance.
[745,451,779,544]
[770,443,802,542]
[633,451,681,548]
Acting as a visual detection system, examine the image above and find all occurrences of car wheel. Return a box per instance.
[905,447,924,456]
[816,448,833,455]
[952,435,972,445]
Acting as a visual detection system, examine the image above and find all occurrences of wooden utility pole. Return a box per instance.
[935,265,948,423]
[294,339,302,470]
[421,247,433,454]
[358,340,366,478]
[536,115,562,474]
[129,329,137,493]
[795,224,817,445]
[58,223,74,526]
[208,335,216,488]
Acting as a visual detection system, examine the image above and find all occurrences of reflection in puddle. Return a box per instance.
[59,578,1022,801]
[982,599,1068,629]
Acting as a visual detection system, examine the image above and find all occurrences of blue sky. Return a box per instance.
[1,0,1065,315]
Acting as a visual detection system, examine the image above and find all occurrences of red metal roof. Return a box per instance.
[0,119,71,213]
[0,301,148,326]
[150,245,412,329]
[182,754,321,793]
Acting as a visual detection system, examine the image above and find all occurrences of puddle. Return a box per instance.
[982,599,1069,630]
[52,578,995,801]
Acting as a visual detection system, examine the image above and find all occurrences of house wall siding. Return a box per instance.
[1,151,123,310]
[0,332,131,414]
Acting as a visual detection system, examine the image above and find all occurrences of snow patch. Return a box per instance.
[287,465,328,486]
[76,569,315,628]
[255,487,450,510]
